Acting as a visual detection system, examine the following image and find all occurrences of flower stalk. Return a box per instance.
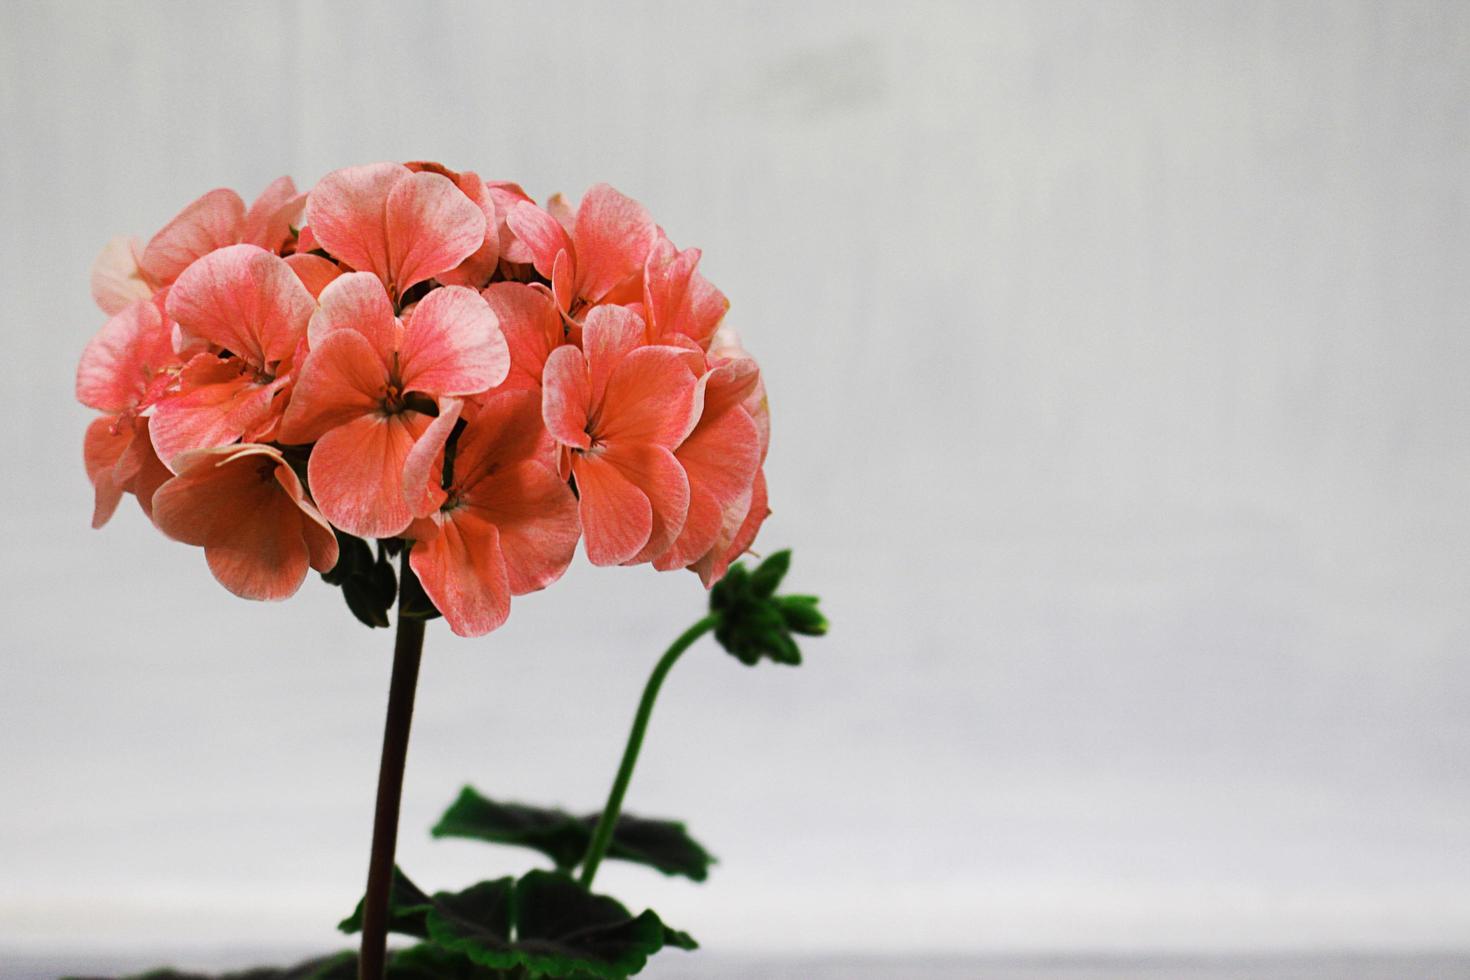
[578,614,719,887]
[359,559,427,980]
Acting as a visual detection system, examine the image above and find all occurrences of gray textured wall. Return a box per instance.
[2,0,1468,960]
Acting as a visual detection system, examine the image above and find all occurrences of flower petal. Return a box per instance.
[307,411,431,538]
[644,238,729,348]
[240,176,304,252]
[601,442,690,565]
[572,451,652,567]
[83,415,130,528]
[305,162,406,288]
[408,512,510,637]
[598,345,701,447]
[166,244,315,368]
[540,345,591,450]
[571,184,657,303]
[307,271,398,353]
[90,236,152,315]
[507,200,574,283]
[465,459,579,595]
[481,282,563,391]
[402,397,463,518]
[384,170,487,295]
[581,304,646,409]
[278,327,386,444]
[140,188,246,286]
[285,253,344,299]
[151,444,323,600]
[398,285,508,396]
[76,299,174,413]
[148,356,285,466]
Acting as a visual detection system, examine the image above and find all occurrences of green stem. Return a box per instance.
[579,614,719,888]
[359,560,427,980]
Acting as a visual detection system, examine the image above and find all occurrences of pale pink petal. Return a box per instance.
[166,244,315,368]
[305,162,405,286]
[402,397,463,518]
[466,459,579,595]
[76,299,174,413]
[601,442,690,565]
[271,453,339,573]
[571,184,657,303]
[507,201,574,282]
[540,345,591,450]
[90,236,153,315]
[398,285,508,395]
[409,513,510,637]
[140,188,246,286]
[573,452,652,567]
[598,345,701,448]
[481,282,563,390]
[307,411,432,538]
[384,170,487,295]
[278,328,386,444]
[285,252,344,299]
[307,271,398,354]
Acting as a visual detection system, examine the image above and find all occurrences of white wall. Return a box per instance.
[2,0,1468,959]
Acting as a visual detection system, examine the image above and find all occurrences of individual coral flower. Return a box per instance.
[407,390,581,637]
[641,235,729,350]
[149,244,316,465]
[151,443,338,600]
[279,272,508,538]
[507,184,659,326]
[304,162,486,303]
[76,298,178,526]
[541,305,700,566]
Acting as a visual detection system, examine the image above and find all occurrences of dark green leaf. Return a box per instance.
[429,870,693,979]
[432,786,715,881]
[106,952,358,980]
[338,865,435,938]
[777,594,828,636]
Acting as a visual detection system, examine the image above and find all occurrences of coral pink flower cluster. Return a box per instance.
[78,164,770,636]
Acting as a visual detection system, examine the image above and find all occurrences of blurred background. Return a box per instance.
[3,0,1469,975]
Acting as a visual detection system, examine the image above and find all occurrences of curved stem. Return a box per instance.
[359,562,427,980]
[579,614,718,888]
